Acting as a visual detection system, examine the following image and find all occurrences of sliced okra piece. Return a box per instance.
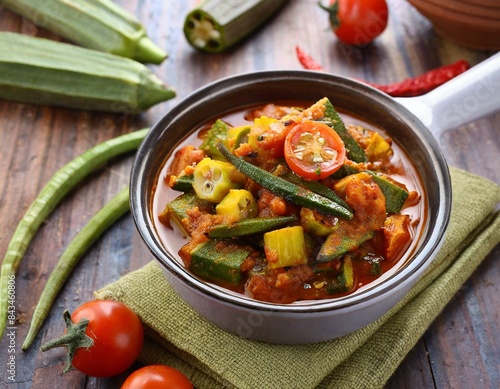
[208,215,298,239]
[159,193,213,236]
[264,225,308,269]
[273,164,350,211]
[326,257,355,294]
[366,172,409,214]
[200,119,230,160]
[189,240,253,284]
[215,189,258,221]
[317,229,375,262]
[227,125,251,151]
[320,98,368,163]
[183,0,289,53]
[193,158,245,203]
[170,173,194,192]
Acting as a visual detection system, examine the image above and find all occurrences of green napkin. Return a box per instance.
[95,167,500,389]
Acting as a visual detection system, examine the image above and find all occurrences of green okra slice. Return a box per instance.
[320,99,368,163]
[183,0,289,53]
[317,229,375,262]
[200,119,231,160]
[190,240,253,284]
[273,164,351,211]
[325,258,355,294]
[208,216,298,239]
[366,172,410,214]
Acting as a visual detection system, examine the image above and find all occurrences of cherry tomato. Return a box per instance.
[321,0,389,46]
[121,365,193,389]
[284,121,346,180]
[70,300,144,377]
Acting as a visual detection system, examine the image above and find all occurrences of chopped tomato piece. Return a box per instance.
[284,121,346,180]
[167,145,204,178]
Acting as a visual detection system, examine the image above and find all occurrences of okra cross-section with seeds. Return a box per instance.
[192,158,245,203]
[183,0,289,53]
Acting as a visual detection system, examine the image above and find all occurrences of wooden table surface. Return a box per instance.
[1,1,498,388]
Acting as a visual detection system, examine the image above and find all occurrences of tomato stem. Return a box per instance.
[40,310,93,373]
[318,1,340,29]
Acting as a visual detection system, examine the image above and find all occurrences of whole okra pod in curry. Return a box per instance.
[183,0,289,53]
[0,0,167,64]
[0,33,175,113]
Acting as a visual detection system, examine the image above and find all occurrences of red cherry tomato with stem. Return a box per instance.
[121,365,194,389]
[41,300,144,378]
[284,121,346,180]
[320,0,389,46]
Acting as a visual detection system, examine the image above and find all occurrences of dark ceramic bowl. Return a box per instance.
[130,70,452,344]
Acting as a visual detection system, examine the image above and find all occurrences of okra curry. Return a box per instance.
[153,98,425,304]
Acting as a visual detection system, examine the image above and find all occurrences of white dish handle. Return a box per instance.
[395,52,500,137]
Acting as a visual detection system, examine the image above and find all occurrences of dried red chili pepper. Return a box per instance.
[295,46,324,71]
[366,60,470,97]
[295,46,470,97]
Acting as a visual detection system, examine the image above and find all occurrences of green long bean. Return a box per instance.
[22,187,130,350]
[0,129,147,339]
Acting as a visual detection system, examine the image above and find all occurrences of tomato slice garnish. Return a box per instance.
[284,121,346,180]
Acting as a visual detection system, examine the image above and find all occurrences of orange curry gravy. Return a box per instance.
[152,101,427,304]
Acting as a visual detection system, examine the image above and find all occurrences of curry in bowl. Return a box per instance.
[152,97,425,304]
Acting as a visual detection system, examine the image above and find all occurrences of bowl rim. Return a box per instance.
[130,69,452,314]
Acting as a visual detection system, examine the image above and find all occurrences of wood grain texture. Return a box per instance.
[0,0,498,388]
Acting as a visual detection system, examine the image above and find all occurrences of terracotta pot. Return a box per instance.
[408,0,500,50]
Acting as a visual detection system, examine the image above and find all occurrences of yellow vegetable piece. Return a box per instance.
[300,208,339,237]
[348,125,393,162]
[193,158,245,203]
[343,257,354,291]
[264,226,308,269]
[248,116,283,149]
[333,172,372,195]
[227,125,251,150]
[216,189,258,221]
[364,131,393,161]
